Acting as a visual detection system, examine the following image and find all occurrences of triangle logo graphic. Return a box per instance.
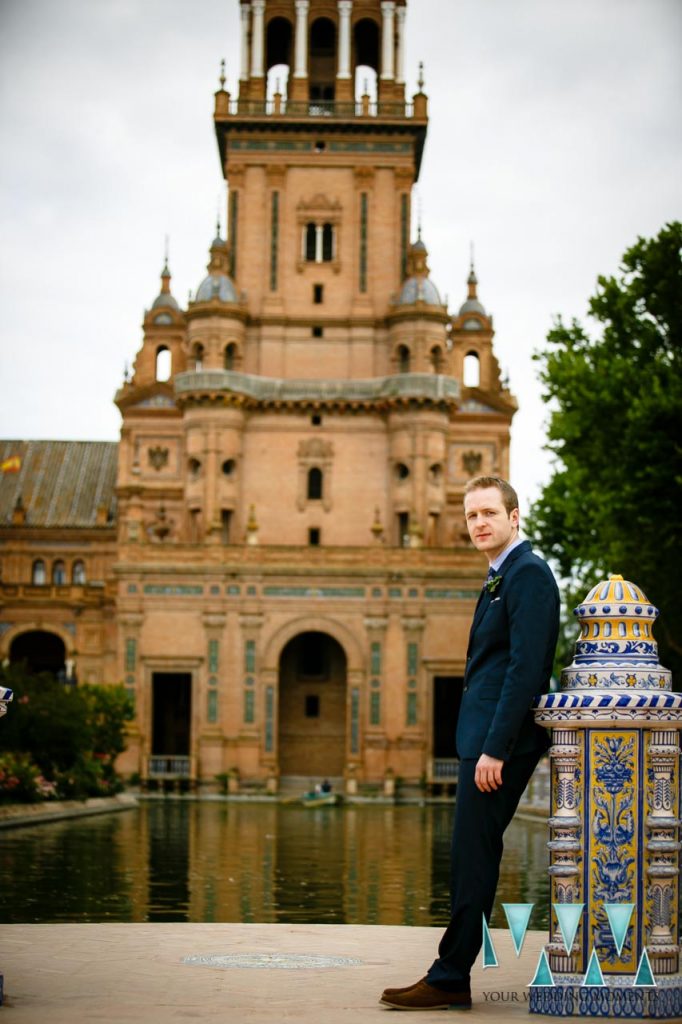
[634,948,656,987]
[482,915,498,969]
[502,903,534,956]
[582,948,606,987]
[604,903,635,957]
[554,903,584,955]
[528,948,555,987]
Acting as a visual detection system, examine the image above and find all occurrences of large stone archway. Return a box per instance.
[9,630,67,678]
[278,631,347,778]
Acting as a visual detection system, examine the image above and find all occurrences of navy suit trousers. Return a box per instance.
[425,749,543,989]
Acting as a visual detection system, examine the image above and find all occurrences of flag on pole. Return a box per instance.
[0,455,21,473]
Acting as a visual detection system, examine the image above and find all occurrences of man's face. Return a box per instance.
[464,486,519,563]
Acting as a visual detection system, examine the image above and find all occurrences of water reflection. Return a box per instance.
[0,802,550,927]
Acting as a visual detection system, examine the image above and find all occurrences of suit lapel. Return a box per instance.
[467,541,532,643]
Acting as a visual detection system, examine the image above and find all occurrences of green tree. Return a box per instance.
[528,221,682,681]
[0,663,134,799]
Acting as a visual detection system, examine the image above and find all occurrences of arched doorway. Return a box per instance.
[278,631,346,778]
[9,630,66,677]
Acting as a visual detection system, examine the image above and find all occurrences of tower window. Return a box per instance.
[314,140,326,153]
[397,512,410,548]
[32,559,46,585]
[396,462,410,481]
[308,527,321,547]
[221,510,232,545]
[221,458,236,476]
[313,284,324,304]
[464,351,481,387]
[311,414,322,426]
[72,560,86,585]
[397,345,411,373]
[307,467,323,500]
[224,343,237,370]
[322,223,333,262]
[305,694,320,717]
[430,346,444,373]
[312,325,324,338]
[53,560,66,586]
[191,343,204,371]
[155,346,171,382]
[304,223,335,264]
[305,223,317,261]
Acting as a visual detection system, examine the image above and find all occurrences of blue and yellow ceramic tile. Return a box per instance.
[587,729,639,974]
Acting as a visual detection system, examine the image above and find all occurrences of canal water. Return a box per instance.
[0,801,550,928]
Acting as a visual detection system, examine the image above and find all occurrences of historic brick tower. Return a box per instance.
[1,0,517,793]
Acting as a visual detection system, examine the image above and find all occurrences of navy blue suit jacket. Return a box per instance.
[455,540,560,762]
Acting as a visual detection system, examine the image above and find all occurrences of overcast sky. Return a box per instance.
[0,0,680,514]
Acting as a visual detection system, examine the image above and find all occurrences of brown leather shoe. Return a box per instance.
[380,979,472,1011]
[382,977,429,997]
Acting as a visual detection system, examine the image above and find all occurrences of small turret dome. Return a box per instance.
[458,264,487,317]
[398,276,442,306]
[397,233,442,307]
[195,274,238,303]
[194,230,238,304]
[151,260,180,311]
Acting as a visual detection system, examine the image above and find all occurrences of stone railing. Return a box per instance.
[175,370,459,407]
[147,756,193,779]
[221,99,414,120]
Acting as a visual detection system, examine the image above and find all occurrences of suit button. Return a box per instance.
[463,685,468,692]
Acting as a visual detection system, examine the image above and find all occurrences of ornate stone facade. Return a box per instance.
[0,0,516,791]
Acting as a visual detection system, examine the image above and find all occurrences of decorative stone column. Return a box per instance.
[290,0,309,101]
[530,575,682,1018]
[239,2,251,82]
[395,5,406,84]
[336,1,353,101]
[380,2,396,83]
[251,0,265,77]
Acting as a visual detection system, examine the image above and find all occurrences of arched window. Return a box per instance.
[430,346,444,373]
[307,467,323,500]
[192,343,204,371]
[266,16,292,100]
[72,560,86,585]
[354,18,380,81]
[397,345,411,374]
[305,223,317,262]
[32,559,46,585]
[322,223,333,262]
[224,343,237,370]
[464,351,480,388]
[52,560,66,585]
[155,346,171,382]
[309,18,336,105]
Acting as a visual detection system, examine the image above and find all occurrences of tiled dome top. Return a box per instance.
[560,575,670,691]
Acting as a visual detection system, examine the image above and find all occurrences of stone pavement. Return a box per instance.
[0,923,551,1023]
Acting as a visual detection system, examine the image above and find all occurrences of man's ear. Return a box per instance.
[510,508,520,529]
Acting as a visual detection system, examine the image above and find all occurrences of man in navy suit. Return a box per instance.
[380,476,560,1011]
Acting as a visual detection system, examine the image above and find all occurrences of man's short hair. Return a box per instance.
[463,476,519,515]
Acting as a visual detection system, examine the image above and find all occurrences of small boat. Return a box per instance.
[300,792,339,807]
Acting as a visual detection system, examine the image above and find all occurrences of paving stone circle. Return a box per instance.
[183,952,364,971]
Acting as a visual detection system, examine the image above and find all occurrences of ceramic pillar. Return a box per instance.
[530,575,682,1018]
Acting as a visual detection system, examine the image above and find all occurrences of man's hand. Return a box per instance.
[475,754,504,792]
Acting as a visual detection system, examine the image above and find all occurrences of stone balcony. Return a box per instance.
[219,98,416,120]
[174,370,459,412]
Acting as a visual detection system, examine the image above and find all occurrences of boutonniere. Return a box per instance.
[485,574,503,594]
